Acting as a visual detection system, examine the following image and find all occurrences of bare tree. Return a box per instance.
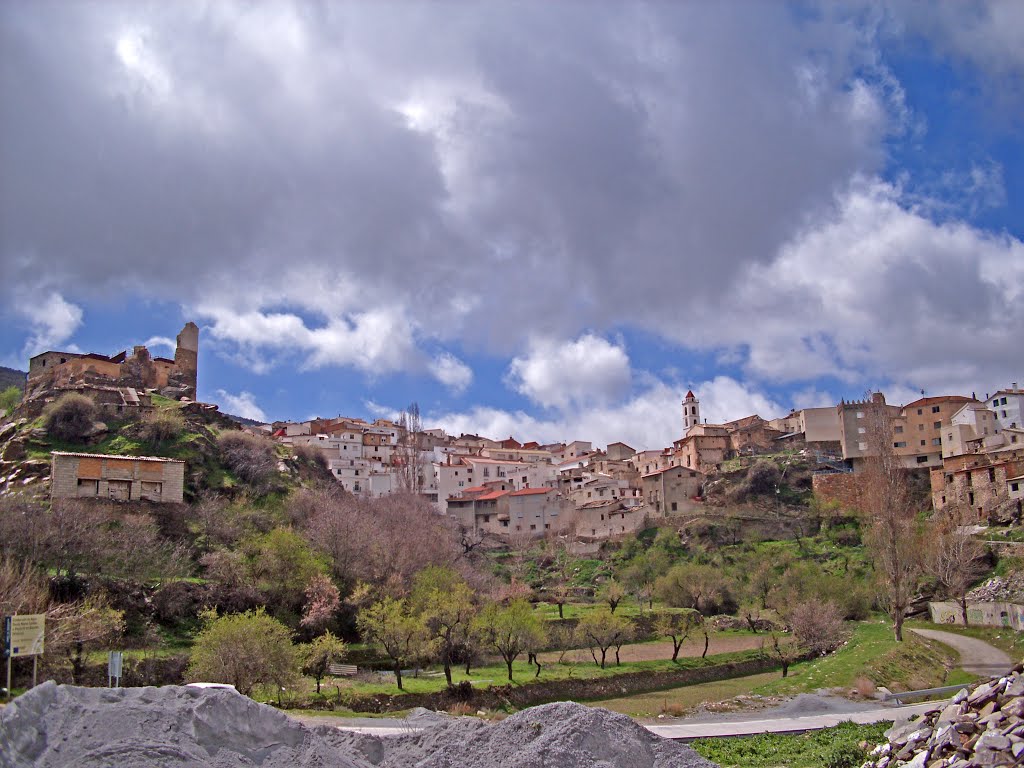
[656,610,703,662]
[395,403,427,495]
[787,598,846,656]
[925,502,986,626]
[859,395,923,642]
[577,608,632,668]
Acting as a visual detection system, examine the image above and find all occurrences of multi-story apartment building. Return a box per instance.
[988,385,1024,431]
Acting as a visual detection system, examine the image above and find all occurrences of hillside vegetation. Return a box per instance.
[0,401,1006,713]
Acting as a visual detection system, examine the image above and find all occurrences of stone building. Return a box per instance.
[51,451,185,504]
[641,465,704,517]
[930,445,1024,522]
[27,322,199,402]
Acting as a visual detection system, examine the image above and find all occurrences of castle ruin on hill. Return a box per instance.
[24,322,199,414]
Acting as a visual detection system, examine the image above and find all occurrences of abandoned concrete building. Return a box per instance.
[51,451,185,504]
[27,322,199,408]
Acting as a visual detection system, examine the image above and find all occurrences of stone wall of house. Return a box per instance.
[812,471,864,512]
[929,600,1024,631]
[51,453,185,504]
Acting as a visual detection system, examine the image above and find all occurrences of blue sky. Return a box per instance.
[1,2,1022,450]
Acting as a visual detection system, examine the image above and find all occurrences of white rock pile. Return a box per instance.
[966,575,1024,603]
[0,682,716,768]
[861,663,1024,768]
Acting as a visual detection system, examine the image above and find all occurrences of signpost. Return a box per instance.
[4,613,46,699]
[108,651,123,687]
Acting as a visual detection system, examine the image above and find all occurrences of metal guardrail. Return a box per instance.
[880,683,970,705]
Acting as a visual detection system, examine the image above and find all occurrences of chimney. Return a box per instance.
[1014,382,1019,389]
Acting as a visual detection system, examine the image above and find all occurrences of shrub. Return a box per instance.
[1,385,21,416]
[137,409,185,447]
[187,608,299,696]
[293,443,328,470]
[217,431,279,489]
[745,460,781,495]
[44,393,97,442]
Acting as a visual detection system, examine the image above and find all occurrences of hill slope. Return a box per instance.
[0,366,27,391]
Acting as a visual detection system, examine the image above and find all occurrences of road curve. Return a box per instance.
[909,627,1013,678]
[295,702,942,740]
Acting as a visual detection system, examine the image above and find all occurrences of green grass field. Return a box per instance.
[690,720,890,768]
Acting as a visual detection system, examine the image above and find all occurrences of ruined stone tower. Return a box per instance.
[172,322,199,399]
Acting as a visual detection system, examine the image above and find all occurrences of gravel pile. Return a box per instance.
[0,683,715,768]
[966,574,1024,603]
[332,702,716,767]
[861,663,1024,768]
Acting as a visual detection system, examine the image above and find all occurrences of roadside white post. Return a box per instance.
[108,651,123,688]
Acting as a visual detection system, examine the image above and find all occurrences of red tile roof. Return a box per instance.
[685,390,696,399]
[475,490,510,501]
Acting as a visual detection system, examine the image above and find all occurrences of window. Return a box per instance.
[858,441,867,451]
[894,441,907,448]
[988,468,996,482]
[894,426,904,434]
[968,491,975,505]
[921,440,926,446]
[918,424,924,431]
[916,456,929,464]
[530,524,536,530]
[856,411,864,419]
[1002,397,1008,405]
[671,501,678,511]
[932,438,941,446]
[483,515,490,523]
[933,421,941,429]
[1012,483,1020,493]
[917,409,923,415]
[858,426,866,434]
[1002,410,1008,418]
[76,478,99,497]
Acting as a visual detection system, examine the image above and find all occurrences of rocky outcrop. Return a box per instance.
[862,663,1024,767]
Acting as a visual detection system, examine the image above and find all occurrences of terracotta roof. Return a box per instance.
[685,390,696,399]
[461,485,489,494]
[475,490,510,501]
[509,487,552,496]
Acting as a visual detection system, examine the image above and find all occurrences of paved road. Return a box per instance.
[295,701,940,740]
[909,627,1013,678]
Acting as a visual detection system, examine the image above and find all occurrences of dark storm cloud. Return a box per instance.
[1,1,1020,392]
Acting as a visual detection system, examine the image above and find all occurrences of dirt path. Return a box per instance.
[537,634,767,664]
[909,628,1012,678]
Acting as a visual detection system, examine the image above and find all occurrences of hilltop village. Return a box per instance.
[268,387,1024,543]
[7,323,1022,542]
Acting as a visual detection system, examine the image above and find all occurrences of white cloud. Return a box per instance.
[142,335,176,352]
[429,352,473,394]
[197,304,421,376]
[693,177,1024,395]
[215,389,267,422]
[15,292,83,357]
[507,335,632,410]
